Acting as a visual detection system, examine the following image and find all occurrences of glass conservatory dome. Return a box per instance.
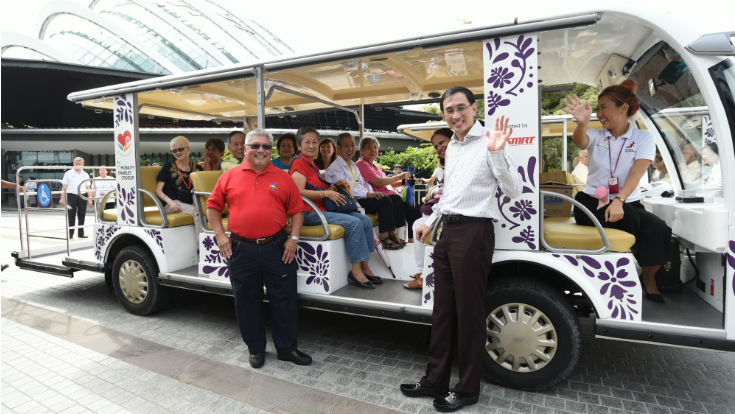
[1,0,294,75]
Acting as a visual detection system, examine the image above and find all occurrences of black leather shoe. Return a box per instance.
[366,275,383,284]
[645,291,665,303]
[277,349,312,365]
[433,392,479,412]
[78,234,88,238]
[249,352,265,369]
[400,382,443,398]
[347,272,375,289]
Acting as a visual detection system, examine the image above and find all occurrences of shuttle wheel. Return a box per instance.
[482,277,581,390]
[112,246,163,315]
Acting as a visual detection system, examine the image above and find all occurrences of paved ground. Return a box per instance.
[2,209,734,414]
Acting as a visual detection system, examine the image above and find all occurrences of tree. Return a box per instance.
[377,143,438,178]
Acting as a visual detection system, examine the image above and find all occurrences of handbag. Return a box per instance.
[655,237,682,292]
[301,156,358,213]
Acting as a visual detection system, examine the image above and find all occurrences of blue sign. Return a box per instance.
[37,183,52,208]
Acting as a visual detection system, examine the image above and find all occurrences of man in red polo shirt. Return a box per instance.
[207,128,310,369]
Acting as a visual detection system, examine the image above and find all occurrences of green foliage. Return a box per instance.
[542,83,599,115]
[377,143,438,177]
[422,103,441,116]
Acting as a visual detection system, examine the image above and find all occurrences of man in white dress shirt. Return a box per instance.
[59,157,94,238]
[401,86,522,412]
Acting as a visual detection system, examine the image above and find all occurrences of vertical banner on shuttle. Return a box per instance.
[113,93,140,226]
[484,35,540,250]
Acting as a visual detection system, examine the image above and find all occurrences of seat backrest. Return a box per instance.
[139,166,162,207]
[190,170,225,217]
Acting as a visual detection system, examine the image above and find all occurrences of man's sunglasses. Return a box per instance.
[247,143,272,150]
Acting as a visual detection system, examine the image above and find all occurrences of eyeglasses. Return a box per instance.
[444,105,470,115]
[247,143,272,150]
[171,147,188,154]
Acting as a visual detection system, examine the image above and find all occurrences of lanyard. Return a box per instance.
[299,155,329,185]
[175,160,193,189]
[608,137,628,178]
[347,163,356,187]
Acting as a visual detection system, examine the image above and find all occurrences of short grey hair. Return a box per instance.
[245,128,273,145]
[359,136,379,151]
[170,135,190,149]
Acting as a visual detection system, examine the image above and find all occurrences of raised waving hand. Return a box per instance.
[562,94,592,125]
[486,115,513,152]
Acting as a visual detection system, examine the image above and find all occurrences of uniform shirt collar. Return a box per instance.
[603,121,634,140]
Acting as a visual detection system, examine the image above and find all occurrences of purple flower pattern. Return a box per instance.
[114,95,133,128]
[201,235,229,278]
[296,242,330,292]
[144,229,164,254]
[728,240,735,296]
[94,225,121,261]
[511,226,536,249]
[117,184,136,225]
[488,67,514,89]
[509,200,536,221]
[554,254,639,320]
[423,252,435,304]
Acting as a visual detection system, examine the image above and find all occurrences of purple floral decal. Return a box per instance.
[485,35,535,115]
[201,235,229,278]
[144,229,164,254]
[728,240,735,296]
[488,67,514,89]
[509,200,536,221]
[497,157,537,237]
[511,226,536,249]
[94,225,121,261]
[703,115,715,143]
[117,183,136,225]
[423,252,435,304]
[296,242,330,292]
[486,91,511,116]
[114,95,134,128]
[554,254,639,320]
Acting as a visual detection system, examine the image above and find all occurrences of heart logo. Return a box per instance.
[117,130,132,152]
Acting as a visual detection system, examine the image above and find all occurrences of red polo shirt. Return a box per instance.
[207,161,304,238]
[289,156,327,212]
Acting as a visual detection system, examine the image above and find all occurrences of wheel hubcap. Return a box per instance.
[486,303,558,372]
[119,259,149,304]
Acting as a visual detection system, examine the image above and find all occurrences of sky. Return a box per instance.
[1,0,734,57]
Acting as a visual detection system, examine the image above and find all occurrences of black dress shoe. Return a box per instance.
[645,291,665,303]
[249,352,265,369]
[347,272,375,289]
[399,382,443,398]
[366,275,383,284]
[277,349,312,365]
[78,234,88,238]
[433,392,479,412]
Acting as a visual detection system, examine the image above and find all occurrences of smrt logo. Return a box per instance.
[507,136,535,146]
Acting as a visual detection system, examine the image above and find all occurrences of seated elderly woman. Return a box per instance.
[156,135,202,229]
[198,138,225,171]
[325,133,402,249]
[290,128,382,289]
[356,136,416,245]
[272,133,297,171]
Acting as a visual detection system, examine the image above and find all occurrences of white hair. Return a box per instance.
[245,128,273,145]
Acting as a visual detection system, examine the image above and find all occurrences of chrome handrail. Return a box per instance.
[539,190,610,254]
[300,196,331,241]
[97,190,118,223]
[192,190,212,233]
[138,188,167,229]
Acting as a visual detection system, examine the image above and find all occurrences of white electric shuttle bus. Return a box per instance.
[12,8,735,390]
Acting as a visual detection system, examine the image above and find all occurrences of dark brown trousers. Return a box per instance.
[420,220,495,397]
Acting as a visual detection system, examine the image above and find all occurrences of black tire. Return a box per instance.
[111,245,164,315]
[482,277,582,391]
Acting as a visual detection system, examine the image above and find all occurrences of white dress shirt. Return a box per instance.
[426,121,522,227]
[62,169,91,195]
[324,155,373,198]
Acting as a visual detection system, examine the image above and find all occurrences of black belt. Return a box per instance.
[230,229,285,245]
[443,214,493,224]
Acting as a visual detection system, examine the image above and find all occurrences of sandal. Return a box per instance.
[389,231,407,248]
[403,276,423,289]
[380,237,402,250]
[410,272,422,280]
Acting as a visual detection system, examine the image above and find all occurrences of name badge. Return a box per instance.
[608,177,619,194]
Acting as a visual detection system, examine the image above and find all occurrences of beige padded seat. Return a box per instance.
[103,166,194,227]
[543,217,635,253]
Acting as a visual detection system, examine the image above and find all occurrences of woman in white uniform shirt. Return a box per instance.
[564,80,671,303]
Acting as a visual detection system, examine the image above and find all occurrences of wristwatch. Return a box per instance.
[614,195,626,203]
[287,235,300,242]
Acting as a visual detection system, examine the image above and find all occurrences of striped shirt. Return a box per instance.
[425,121,522,227]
